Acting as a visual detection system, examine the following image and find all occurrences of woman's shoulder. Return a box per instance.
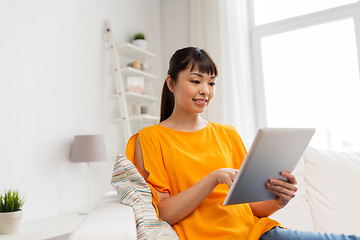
[210,122,246,151]
[138,124,173,140]
[210,122,238,133]
[138,124,161,135]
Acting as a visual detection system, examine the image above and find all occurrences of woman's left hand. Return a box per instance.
[266,171,298,208]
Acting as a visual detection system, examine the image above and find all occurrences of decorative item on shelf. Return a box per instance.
[141,106,148,114]
[0,189,25,235]
[132,104,141,115]
[70,135,107,215]
[131,32,147,50]
[132,60,142,70]
[127,61,150,71]
[132,104,148,116]
[142,62,150,71]
[127,76,145,94]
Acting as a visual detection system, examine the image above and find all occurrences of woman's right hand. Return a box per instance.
[211,168,239,189]
[155,168,238,225]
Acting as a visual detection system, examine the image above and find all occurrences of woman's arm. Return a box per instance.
[134,135,237,225]
[249,171,298,217]
[156,170,223,225]
[249,200,282,218]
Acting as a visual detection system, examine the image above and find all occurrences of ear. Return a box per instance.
[166,75,175,93]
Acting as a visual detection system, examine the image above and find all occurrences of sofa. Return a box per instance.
[69,147,360,239]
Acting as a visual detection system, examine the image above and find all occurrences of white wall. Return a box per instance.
[0,0,162,222]
[160,0,190,77]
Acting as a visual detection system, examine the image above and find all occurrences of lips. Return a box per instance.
[193,99,208,106]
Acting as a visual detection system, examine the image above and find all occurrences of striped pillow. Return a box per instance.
[111,154,179,240]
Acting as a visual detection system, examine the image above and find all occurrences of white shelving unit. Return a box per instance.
[104,21,159,141]
[0,213,84,240]
[120,67,157,80]
[117,42,156,59]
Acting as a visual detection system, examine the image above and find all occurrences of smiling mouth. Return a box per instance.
[193,99,208,105]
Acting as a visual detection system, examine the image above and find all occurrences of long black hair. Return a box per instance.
[160,47,218,122]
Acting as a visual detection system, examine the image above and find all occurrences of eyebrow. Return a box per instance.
[188,72,217,79]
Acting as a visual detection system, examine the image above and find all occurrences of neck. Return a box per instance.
[161,108,208,132]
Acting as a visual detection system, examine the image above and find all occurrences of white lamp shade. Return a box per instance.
[70,135,107,163]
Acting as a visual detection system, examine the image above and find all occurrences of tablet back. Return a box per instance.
[223,128,315,205]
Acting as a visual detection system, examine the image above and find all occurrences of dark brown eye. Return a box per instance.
[191,80,200,84]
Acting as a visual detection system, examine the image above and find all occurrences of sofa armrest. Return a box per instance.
[69,191,137,240]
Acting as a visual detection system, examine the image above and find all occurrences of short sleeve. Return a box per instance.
[125,127,172,221]
[227,125,248,168]
[231,126,247,154]
[138,128,172,194]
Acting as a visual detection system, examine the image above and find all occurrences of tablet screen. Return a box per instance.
[223,128,315,205]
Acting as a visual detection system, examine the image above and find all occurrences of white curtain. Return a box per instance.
[189,0,257,147]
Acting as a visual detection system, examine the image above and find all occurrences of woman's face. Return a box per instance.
[167,66,217,114]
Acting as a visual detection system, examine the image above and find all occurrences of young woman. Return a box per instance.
[126,47,360,240]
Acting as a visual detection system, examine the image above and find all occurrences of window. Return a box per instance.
[253,0,358,25]
[250,2,360,151]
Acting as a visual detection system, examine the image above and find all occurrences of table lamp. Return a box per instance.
[70,134,107,214]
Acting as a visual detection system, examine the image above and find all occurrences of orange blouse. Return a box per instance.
[126,122,281,240]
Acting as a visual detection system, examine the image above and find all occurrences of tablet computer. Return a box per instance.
[223,127,315,205]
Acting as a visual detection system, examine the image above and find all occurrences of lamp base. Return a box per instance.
[78,162,91,215]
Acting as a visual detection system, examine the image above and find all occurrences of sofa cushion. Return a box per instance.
[303,147,360,235]
[269,157,315,232]
[111,154,179,240]
[69,192,137,240]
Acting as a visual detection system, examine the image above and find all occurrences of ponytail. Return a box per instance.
[160,81,175,122]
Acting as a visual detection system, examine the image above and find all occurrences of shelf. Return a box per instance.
[113,114,159,123]
[109,92,157,102]
[125,92,157,101]
[120,67,157,80]
[0,213,85,240]
[118,43,156,61]
[130,114,159,122]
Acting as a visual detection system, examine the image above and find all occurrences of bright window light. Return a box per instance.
[261,18,360,151]
[254,0,358,25]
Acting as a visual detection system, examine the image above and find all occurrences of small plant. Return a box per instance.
[133,32,145,40]
[0,190,25,212]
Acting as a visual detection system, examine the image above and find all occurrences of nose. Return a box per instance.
[199,83,209,95]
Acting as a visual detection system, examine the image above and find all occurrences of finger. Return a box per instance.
[281,171,297,185]
[267,187,295,206]
[224,169,238,181]
[268,179,297,194]
[273,190,293,204]
[267,182,296,198]
[269,180,298,194]
[225,178,233,189]
[228,170,238,184]
[269,179,298,192]
[231,170,238,180]
[267,185,293,200]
